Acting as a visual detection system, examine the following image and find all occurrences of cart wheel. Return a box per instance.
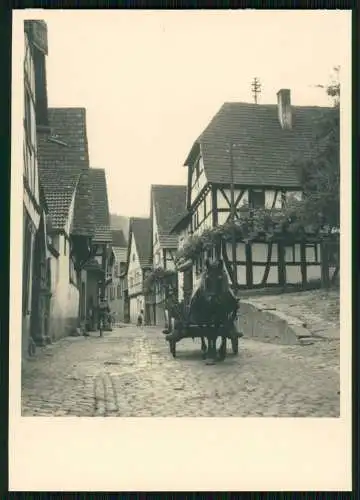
[231,337,239,355]
[169,339,176,358]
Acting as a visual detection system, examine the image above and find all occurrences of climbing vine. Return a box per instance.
[143,266,177,295]
[175,205,328,265]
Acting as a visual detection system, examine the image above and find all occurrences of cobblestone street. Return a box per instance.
[21,325,340,417]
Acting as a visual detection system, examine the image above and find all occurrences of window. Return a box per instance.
[198,155,204,174]
[305,243,319,263]
[154,232,158,243]
[117,285,121,299]
[114,264,119,277]
[132,253,135,261]
[250,190,265,209]
[64,237,67,255]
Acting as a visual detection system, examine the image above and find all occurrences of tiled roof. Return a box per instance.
[130,217,152,268]
[37,107,91,233]
[88,168,112,243]
[39,165,81,231]
[151,185,187,248]
[71,169,95,237]
[185,102,334,187]
[113,247,127,263]
[110,214,130,243]
[111,229,127,248]
[37,108,90,171]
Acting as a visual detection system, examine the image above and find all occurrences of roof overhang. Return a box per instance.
[183,141,200,166]
[170,211,192,234]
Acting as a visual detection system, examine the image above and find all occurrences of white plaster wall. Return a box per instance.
[217,188,243,209]
[128,235,143,296]
[285,265,302,284]
[252,265,279,285]
[307,265,322,281]
[130,295,144,323]
[49,234,79,339]
[265,190,282,209]
[190,168,207,205]
[152,203,163,267]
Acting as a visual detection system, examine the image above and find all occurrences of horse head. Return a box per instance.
[200,259,229,302]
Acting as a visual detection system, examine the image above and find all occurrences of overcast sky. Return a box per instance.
[23,10,350,218]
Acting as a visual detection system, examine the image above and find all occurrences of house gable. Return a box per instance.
[152,202,163,269]
[127,231,143,296]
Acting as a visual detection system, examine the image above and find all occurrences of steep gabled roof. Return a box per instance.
[110,214,130,243]
[111,229,127,248]
[39,165,81,231]
[71,169,95,237]
[111,230,127,263]
[151,184,187,248]
[37,107,91,234]
[130,217,152,268]
[88,168,112,243]
[37,108,90,171]
[185,101,334,187]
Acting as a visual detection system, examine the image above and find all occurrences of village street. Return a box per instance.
[22,325,340,418]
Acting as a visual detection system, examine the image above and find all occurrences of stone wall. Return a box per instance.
[236,299,312,345]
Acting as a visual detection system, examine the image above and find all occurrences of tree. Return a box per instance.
[286,67,340,234]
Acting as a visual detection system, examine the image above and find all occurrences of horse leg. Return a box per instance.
[218,336,227,361]
[206,336,216,364]
[201,336,207,359]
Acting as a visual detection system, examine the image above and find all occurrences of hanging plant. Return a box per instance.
[174,206,325,264]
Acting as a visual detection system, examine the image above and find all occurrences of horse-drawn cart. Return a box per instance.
[164,259,243,363]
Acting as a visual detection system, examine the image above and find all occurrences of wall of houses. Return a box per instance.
[107,262,127,324]
[127,235,144,323]
[48,233,79,340]
[22,30,42,359]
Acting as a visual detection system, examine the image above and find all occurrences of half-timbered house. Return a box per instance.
[172,89,332,295]
[106,229,128,324]
[37,106,113,337]
[149,184,186,325]
[83,168,113,331]
[126,217,152,324]
[23,20,52,357]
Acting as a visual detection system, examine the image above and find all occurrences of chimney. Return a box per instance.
[277,89,292,129]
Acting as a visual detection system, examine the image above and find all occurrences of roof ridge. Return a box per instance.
[222,101,332,110]
[48,106,86,111]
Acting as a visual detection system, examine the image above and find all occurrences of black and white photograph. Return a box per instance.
[10,8,351,491]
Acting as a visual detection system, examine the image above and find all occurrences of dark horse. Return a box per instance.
[189,259,238,363]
